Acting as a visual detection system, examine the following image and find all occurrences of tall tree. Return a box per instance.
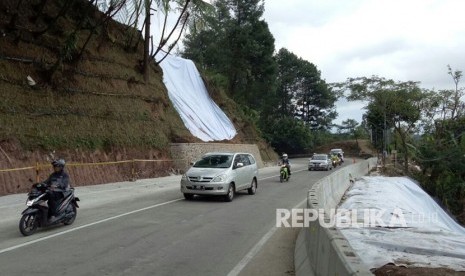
[225,0,276,109]
[182,0,276,110]
[275,48,338,129]
[275,48,301,116]
[182,0,232,71]
[339,119,358,135]
[414,66,465,221]
[296,66,337,130]
[100,0,213,82]
[143,0,152,82]
[335,76,425,171]
[447,65,464,119]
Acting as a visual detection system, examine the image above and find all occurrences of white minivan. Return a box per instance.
[180,152,258,202]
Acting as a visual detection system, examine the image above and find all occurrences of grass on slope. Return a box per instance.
[0,0,198,151]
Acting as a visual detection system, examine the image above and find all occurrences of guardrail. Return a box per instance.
[294,158,378,276]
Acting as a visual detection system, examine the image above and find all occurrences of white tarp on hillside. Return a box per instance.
[338,176,465,271]
[155,53,237,141]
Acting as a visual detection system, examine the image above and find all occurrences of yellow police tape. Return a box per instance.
[66,160,133,167]
[0,166,35,173]
[133,159,175,163]
[0,159,183,173]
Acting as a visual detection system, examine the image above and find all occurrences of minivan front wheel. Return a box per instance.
[184,193,194,200]
[224,183,235,202]
[248,179,257,195]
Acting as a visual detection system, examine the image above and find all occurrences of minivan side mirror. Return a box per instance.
[234,162,244,169]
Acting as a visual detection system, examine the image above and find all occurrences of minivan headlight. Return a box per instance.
[212,174,227,182]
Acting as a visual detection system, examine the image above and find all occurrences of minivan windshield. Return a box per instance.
[193,154,234,168]
[313,155,327,160]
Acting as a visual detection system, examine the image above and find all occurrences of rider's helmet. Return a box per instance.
[282,153,288,160]
[51,159,66,169]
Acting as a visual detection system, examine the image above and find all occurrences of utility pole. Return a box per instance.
[383,96,387,166]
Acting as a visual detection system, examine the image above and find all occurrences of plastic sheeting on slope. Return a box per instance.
[155,53,237,141]
[338,176,465,271]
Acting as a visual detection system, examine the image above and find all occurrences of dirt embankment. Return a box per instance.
[0,139,176,196]
[313,139,376,158]
[373,264,465,276]
[0,0,276,195]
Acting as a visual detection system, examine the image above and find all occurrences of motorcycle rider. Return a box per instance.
[43,159,70,223]
[280,153,291,176]
[330,153,339,166]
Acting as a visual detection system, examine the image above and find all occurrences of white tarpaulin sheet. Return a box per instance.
[338,176,465,271]
[156,53,237,141]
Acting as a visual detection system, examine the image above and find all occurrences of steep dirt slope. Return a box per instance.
[0,0,277,195]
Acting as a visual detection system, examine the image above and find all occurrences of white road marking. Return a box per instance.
[0,167,307,209]
[0,181,179,209]
[226,197,308,276]
[1,166,309,255]
[227,226,278,276]
[0,198,183,255]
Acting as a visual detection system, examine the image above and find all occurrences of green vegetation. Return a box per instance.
[334,69,465,223]
[1,0,159,150]
[182,0,340,154]
[335,76,427,171]
[0,81,181,151]
[2,0,462,221]
[415,117,465,222]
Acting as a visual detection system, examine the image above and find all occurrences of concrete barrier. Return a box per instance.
[295,158,378,276]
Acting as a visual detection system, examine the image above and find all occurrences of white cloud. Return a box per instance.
[263,0,465,125]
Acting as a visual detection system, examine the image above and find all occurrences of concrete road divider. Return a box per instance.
[295,158,378,276]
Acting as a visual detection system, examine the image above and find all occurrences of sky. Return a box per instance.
[262,0,465,125]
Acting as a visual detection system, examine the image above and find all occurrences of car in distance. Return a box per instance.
[330,148,344,162]
[180,152,258,202]
[308,154,333,171]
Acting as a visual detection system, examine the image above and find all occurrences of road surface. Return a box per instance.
[0,158,349,275]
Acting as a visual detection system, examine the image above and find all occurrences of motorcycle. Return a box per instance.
[332,159,338,168]
[19,182,80,236]
[280,164,290,182]
[331,155,341,168]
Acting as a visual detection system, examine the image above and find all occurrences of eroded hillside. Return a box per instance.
[0,0,276,195]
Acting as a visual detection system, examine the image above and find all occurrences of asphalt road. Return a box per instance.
[0,158,348,276]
